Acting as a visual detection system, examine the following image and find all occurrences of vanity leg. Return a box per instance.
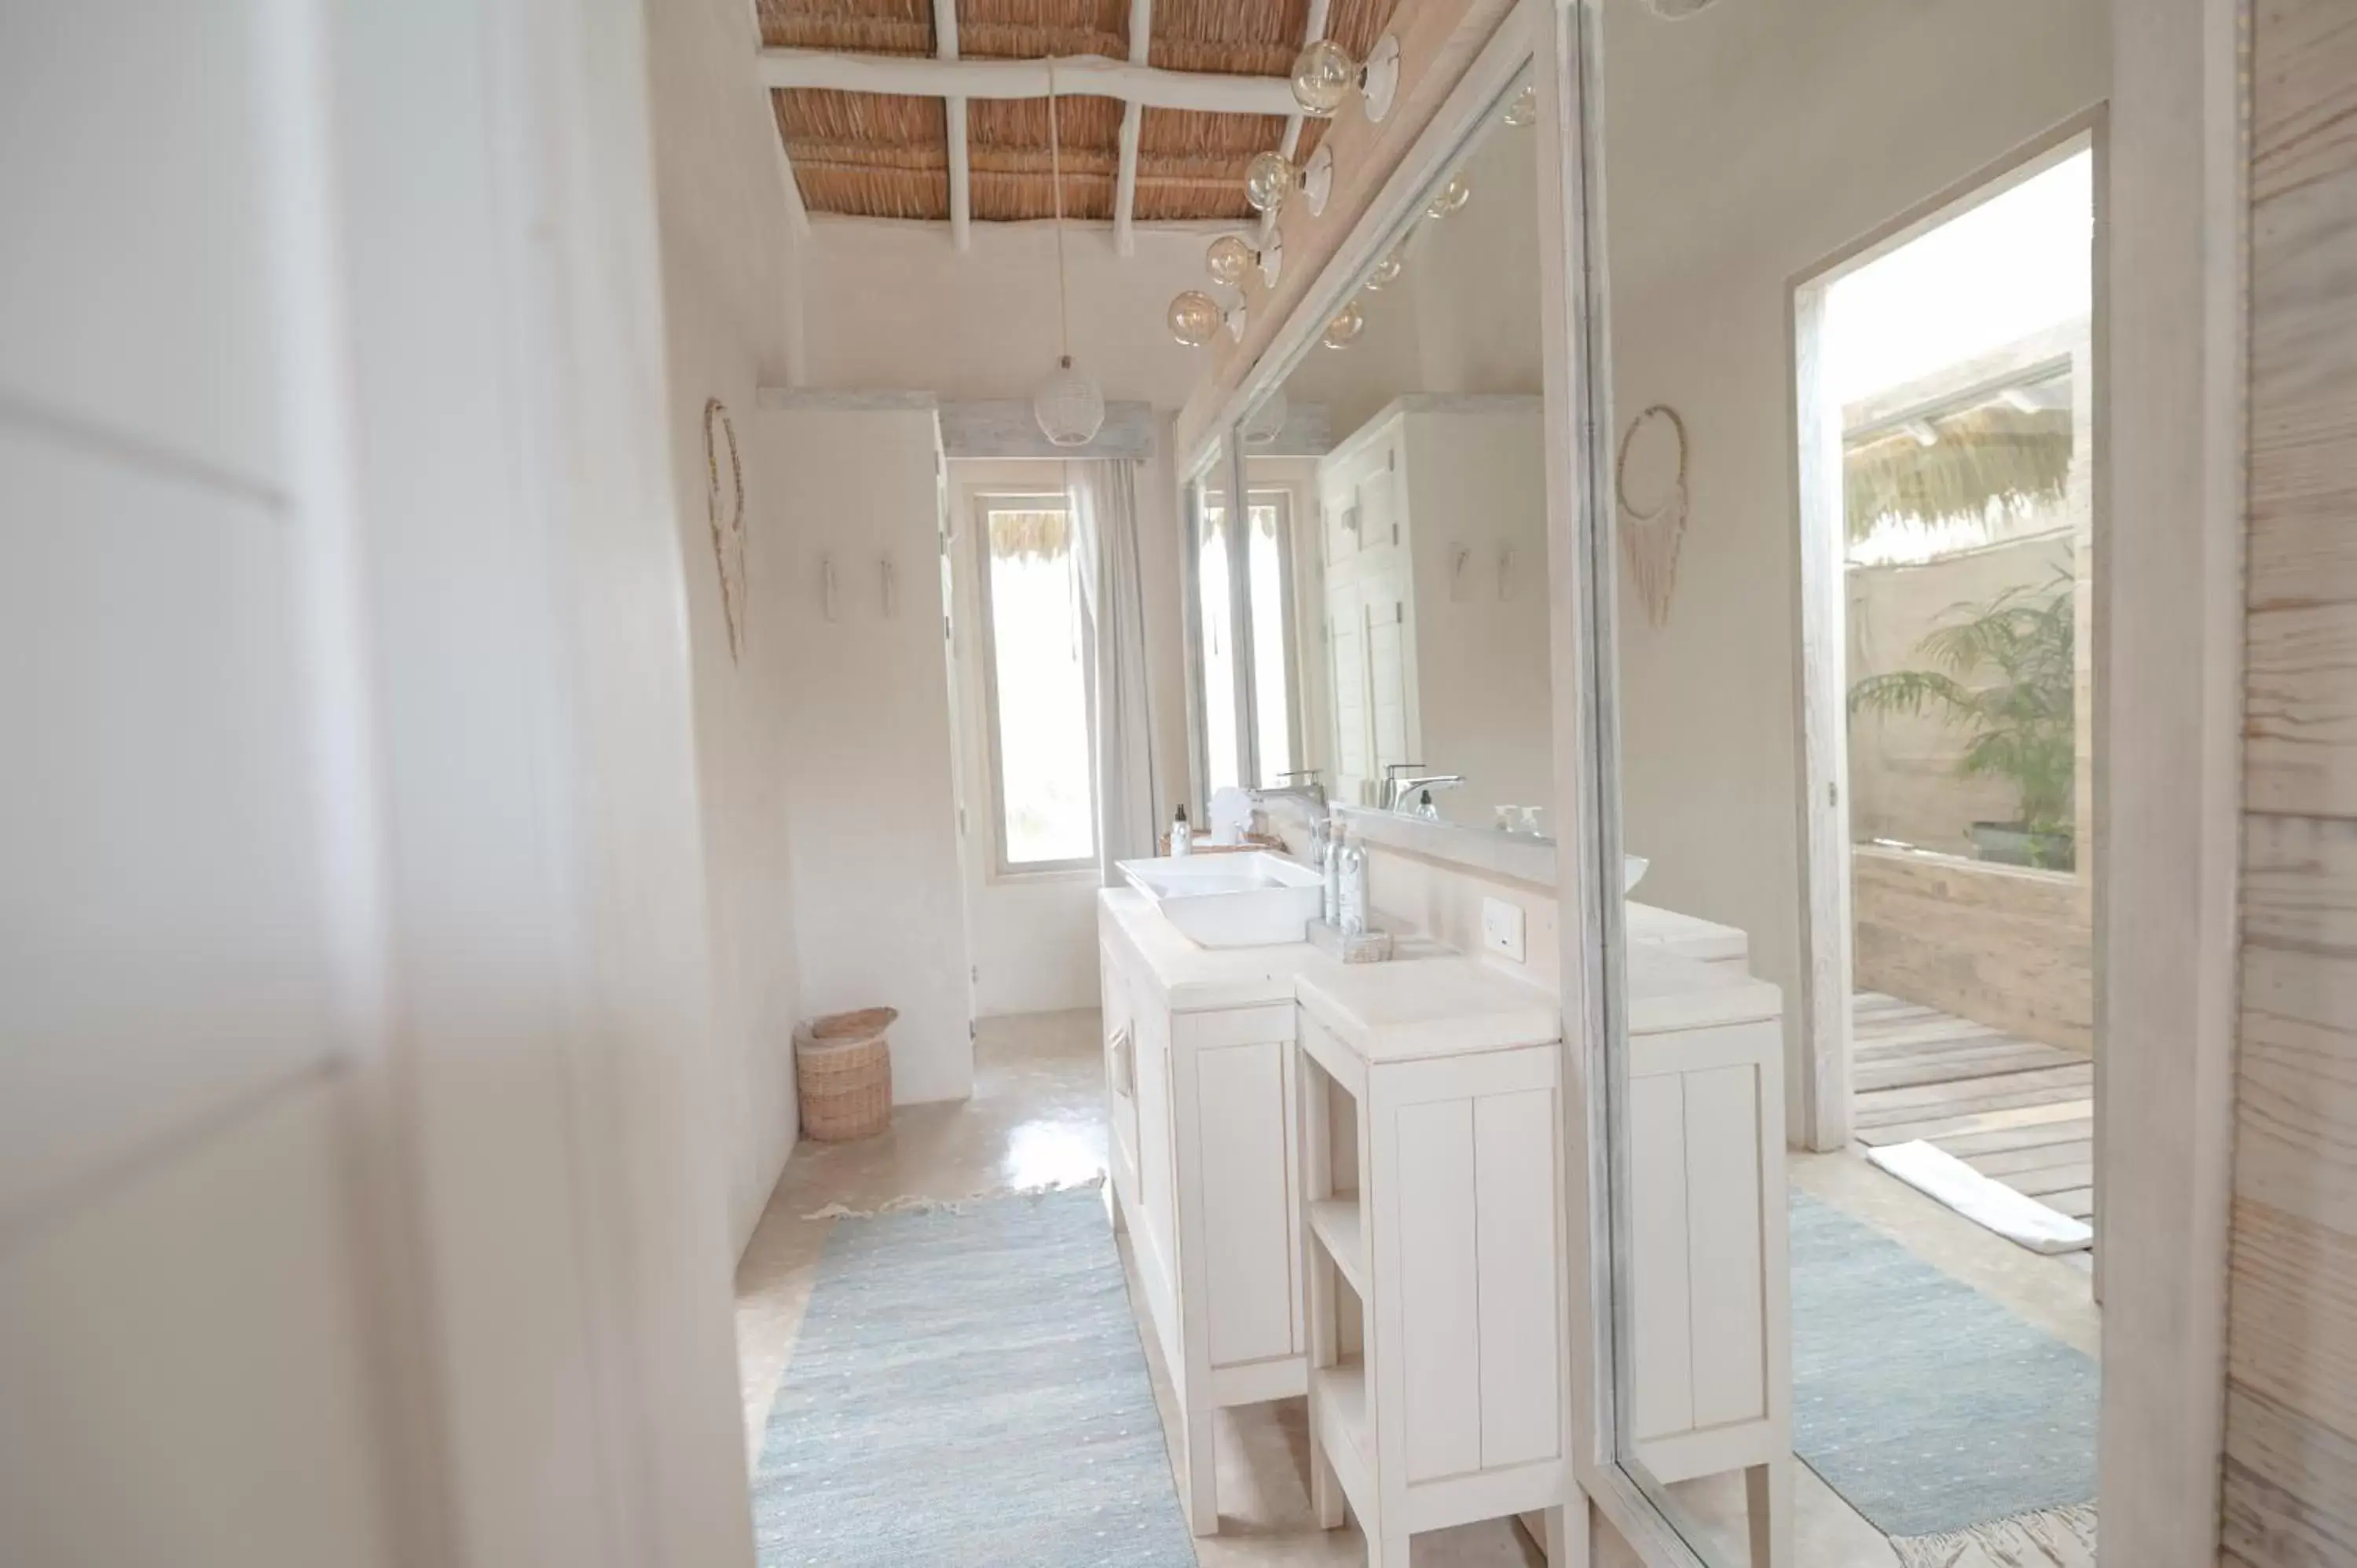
[1541,1500,1589,1568]
[1309,1435,1343,1530]
[1745,1457,1793,1568]
[1183,1402,1219,1537]
[1366,1527,1413,1567]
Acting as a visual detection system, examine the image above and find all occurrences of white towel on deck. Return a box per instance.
[1865,1139,2093,1255]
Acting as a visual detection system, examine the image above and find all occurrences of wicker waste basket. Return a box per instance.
[796,1007,896,1142]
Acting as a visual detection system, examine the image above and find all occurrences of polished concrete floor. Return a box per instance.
[735,1011,2099,1567]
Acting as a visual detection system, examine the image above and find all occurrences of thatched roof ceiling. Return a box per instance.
[759,0,1400,225]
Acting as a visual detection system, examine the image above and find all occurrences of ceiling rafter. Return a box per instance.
[932,0,970,249]
[754,47,1299,115]
[1110,0,1153,257]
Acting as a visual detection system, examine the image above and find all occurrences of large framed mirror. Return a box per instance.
[1562,0,2110,1564]
[1181,0,2113,1562]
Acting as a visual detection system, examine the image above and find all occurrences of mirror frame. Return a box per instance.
[1179,2,2253,1563]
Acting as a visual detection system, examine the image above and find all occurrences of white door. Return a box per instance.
[1329,577,1373,804]
[1365,564,1416,782]
[2,4,754,1567]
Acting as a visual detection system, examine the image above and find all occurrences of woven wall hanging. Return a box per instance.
[1616,404,1688,628]
[705,397,746,661]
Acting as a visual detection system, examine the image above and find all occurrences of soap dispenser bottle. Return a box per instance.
[1171,804,1193,857]
[1321,820,1343,926]
[1336,829,1369,936]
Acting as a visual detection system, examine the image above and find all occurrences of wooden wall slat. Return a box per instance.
[2228,0,2357,1559]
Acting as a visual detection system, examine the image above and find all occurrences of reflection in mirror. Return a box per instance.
[1588,0,2105,1563]
[1214,68,1552,841]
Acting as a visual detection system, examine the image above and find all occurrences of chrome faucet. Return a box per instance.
[1380,764,1465,813]
[1248,771,1329,820]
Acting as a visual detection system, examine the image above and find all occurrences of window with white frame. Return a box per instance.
[1197,489,1301,793]
[975,493,1096,871]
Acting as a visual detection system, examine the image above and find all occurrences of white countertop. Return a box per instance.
[1296,956,1559,1064]
[1103,888,1780,1054]
[1625,943,1782,1034]
[1625,900,1748,965]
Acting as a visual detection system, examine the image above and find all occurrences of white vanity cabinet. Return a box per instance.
[1623,947,1794,1567]
[1292,958,1571,1568]
[1100,892,1312,1537]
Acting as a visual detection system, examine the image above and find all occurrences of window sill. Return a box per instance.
[989,863,1103,888]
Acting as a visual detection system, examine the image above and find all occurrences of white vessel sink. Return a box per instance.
[1117,852,1325,948]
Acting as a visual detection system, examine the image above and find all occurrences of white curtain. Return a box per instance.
[1069,460,1160,885]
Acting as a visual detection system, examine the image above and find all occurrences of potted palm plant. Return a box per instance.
[1848,572,2077,870]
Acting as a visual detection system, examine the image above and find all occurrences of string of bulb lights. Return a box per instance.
[1168,60,1540,359]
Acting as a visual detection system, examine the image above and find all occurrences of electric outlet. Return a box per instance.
[1482,897,1527,964]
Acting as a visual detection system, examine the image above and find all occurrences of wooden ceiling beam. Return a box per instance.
[1110,0,1153,258]
[755,47,1298,115]
[929,0,971,250]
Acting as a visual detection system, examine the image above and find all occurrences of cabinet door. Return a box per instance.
[1681,1062,1766,1430]
[1134,998,1177,1278]
[1194,1037,1299,1371]
[1628,1072,1695,1442]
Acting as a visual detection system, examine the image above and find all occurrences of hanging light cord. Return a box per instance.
[1049,59,1072,365]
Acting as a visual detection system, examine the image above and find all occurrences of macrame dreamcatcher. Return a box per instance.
[1616,404,1688,628]
[705,397,747,661]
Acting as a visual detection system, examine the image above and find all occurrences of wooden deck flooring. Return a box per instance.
[1851,991,2095,1222]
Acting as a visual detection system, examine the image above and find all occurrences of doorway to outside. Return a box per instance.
[1793,134,2100,1256]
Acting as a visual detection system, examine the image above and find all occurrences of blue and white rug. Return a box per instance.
[751,1188,1197,1566]
[1791,1191,2098,1566]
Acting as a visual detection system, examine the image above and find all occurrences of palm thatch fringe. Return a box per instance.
[1845,405,2072,540]
[989,508,1073,562]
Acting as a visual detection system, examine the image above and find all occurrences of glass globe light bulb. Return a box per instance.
[1290,38,1357,117]
[1321,301,1365,350]
[1426,170,1473,219]
[1244,152,1296,215]
[1168,290,1222,348]
[1204,233,1255,288]
[1503,83,1538,127]
[1365,248,1405,292]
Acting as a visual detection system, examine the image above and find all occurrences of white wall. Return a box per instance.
[801,219,1200,823]
[1598,0,2108,1128]
[802,221,1206,408]
[796,222,1208,1021]
[647,0,811,1251]
[1280,115,1546,441]
[1407,117,1545,397]
[765,405,976,1102]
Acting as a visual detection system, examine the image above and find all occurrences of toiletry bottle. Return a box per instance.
[1311,818,1337,925]
[1171,804,1193,857]
[1336,830,1368,936]
[1417,788,1438,821]
[1328,822,1343,924]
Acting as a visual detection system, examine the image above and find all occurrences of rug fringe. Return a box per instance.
[802,1174,1107,1222]
[1891,1503,2097,1568]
